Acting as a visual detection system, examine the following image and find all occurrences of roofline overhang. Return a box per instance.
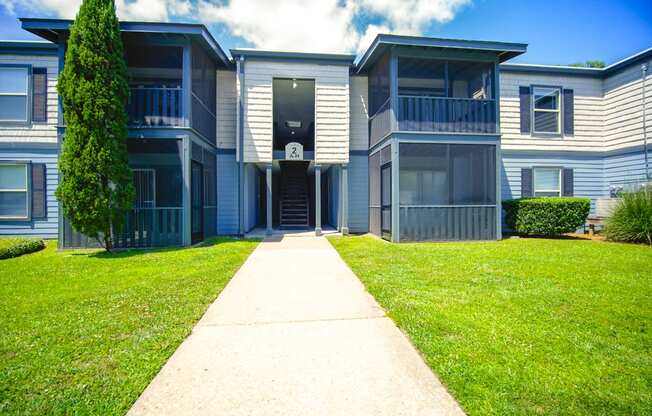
[355,34,528,74]
[0,40,57,55]
[500,47,652,78]
[230,49,356,66]
[19,17,232,68]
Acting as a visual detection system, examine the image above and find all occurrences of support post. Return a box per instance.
[390,138,400,243]
[315,164,322,236]
[181,136,191,246]
[182,43,192,128]
[266,164,272,235]
[389,47,399,132]
[341,164,349,235]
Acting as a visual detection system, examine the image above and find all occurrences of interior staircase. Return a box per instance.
[280,163,309,229]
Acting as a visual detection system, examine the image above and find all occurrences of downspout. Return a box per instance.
[238,55,246,235]
[643,63,650,179]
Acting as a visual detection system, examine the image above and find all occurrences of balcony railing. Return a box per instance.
[113,207,183,248]
[398,96,497,134]
[128,87,183,128]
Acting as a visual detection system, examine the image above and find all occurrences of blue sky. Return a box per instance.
[0,0,650,65]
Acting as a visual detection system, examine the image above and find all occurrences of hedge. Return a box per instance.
[0,238,46,260]
[503,197,591,236]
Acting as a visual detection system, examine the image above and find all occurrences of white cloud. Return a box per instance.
[197,0,360,53]
[1,0,471,52]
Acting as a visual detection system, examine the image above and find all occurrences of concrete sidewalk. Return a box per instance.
[128,234,464,416]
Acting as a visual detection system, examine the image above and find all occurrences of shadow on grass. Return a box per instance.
[85,237,260,259]
[502,232,594,241]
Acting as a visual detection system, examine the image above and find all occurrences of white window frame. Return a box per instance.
[532,86,561,135]
[0,162,30,220]
[533,167,562,197]
[0,66,30,123]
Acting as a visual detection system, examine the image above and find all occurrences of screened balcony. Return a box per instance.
[125,42,184,128]
[368,55,498,146]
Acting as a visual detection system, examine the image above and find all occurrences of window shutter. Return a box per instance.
[31,163,47,219]
[32,68,47,122]
[563,89,574,136]
[521,168,533,197]
[562,168,574,196]
[519,86,531,134]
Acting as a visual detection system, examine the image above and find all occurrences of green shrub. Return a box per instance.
[605,186,652,245]
[0,238,46,260]
[503,197,591,236]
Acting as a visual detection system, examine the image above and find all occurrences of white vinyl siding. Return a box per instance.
[216,69,237,149]
[238,60,350,163]
[0,54,58,144]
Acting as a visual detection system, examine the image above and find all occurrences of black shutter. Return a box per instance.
[32,68,47,122]
[562,168,574,196]
[563,89,574,136]
[521,168,533,197]
[519,86,531,134]
[31,163,47,218]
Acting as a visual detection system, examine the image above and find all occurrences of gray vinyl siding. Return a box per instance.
[501,151,607,214]
[244,163,258,232]
[499,71,604,151]
[603,58,652,151]
[216,151,238,234]
[0,146,58,238]
[604,148,652,193]
[348,154,369,233]
[0,54,58,144]
[349,76,369,151]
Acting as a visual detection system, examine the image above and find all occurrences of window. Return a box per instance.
[0,67,29,122]
[532,87,561,134]
[534,167,561,197]
[0,163,29,219]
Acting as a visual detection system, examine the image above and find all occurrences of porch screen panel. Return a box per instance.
[369,151,381,237]
[368,52,391,147]
[191,42,217,142]
[399,143,496,241]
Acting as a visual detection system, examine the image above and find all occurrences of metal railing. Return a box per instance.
[113,207,183,248]
[127,86,183,127]
[398,96,497,134]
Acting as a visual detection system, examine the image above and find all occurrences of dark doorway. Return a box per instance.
[273,78,315,151]
[191,161,204,244]
[381,163,392,240]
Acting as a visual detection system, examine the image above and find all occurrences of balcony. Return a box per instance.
[368,55,498,146]
[127,86,183,128]
[397,96,496,134]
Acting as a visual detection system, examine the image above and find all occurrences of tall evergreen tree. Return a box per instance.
[56,0,134,251]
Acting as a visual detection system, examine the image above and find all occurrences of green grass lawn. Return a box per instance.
[329,235,652,416]
[0,238,258,415]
